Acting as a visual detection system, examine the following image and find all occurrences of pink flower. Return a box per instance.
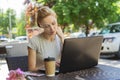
[6,68,26,80]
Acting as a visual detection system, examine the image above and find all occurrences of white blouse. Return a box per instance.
[28,34,62,68]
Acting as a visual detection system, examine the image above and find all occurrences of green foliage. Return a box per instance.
[0,8,26,38]
[0,8,16,35]
[36,0,120,32]
[1,0,118,37]
[16,11,26,36]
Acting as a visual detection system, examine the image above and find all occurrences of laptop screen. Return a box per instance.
[59,36,103,73]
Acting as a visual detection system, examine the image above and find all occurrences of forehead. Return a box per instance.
[40,15,57,24]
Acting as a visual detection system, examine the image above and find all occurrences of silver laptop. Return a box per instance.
[59,36,103,73]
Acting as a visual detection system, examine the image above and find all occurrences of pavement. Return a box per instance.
[0,59,120,80]
[0,60,9,80]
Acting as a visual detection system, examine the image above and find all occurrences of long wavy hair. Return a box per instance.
[37,6,57,27]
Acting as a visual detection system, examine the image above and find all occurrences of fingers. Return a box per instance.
[56,27,63,37]
[39,27,44,34]
[32,27,44,33]
[57,27,62,33]
[56,61,60,67]
[56,27,64,44]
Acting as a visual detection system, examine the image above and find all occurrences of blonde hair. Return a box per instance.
[37,6,57,27]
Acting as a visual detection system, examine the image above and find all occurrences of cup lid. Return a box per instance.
[44,57,55,61]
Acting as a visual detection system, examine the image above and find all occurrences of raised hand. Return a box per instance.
[56,27,64,44]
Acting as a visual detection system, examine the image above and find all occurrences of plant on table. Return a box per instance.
[6,68,26,80]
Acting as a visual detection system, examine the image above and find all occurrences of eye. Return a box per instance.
[52,21,56,25]
[44,24,50,28]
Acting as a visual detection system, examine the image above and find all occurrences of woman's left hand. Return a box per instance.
[56,61,60,67]
[56,27,64,43]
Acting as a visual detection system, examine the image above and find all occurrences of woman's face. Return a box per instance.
[39,15,57,36]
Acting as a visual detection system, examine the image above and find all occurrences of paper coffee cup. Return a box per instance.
[44,57,55,77]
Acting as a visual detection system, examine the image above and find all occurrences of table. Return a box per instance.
[0,42,28,57]
[29,64,120,80]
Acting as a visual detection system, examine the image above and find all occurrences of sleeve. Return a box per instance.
[28,38,37,51]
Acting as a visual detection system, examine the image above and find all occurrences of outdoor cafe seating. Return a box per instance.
[29,64,120,80]
[5,56,28,71]
[5,55,120,80]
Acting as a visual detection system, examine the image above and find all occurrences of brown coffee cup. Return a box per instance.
[44,57,55,77]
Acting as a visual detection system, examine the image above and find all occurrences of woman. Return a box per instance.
[28,6,64,71]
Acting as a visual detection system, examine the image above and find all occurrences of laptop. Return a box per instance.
[59,36,103,73]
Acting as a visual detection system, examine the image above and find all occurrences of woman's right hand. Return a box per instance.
[38,27,44,34]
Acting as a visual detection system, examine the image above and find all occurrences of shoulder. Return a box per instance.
[55,35,62,44]
[55,35,60,41]
[28,34,42,50]
[28,34,43,45]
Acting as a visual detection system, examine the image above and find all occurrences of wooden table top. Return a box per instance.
[28,64,120,80]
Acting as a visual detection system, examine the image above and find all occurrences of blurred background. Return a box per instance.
[0,0,120,41]
[0,1,120,80]
[1,0,120,58]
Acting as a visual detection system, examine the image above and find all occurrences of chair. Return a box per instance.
[0,46,7,61]
[5,56,28,71]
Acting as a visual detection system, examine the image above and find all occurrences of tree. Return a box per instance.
[0,8,16,37]
[33,0,120,36]
[53,0,120,36]
[16,11,26,36]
